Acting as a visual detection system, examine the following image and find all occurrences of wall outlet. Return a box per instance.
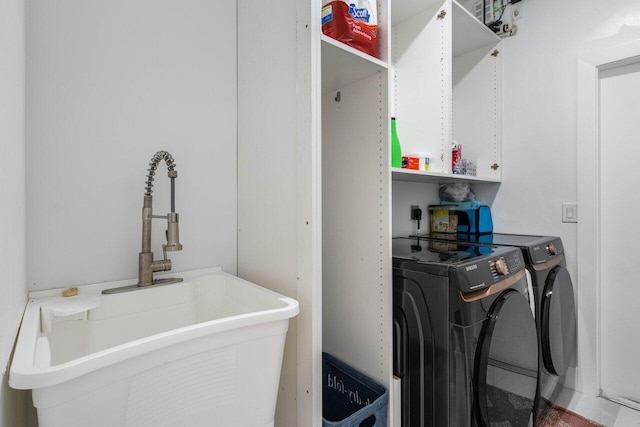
[410,205,420,220]
[562,203,578,223]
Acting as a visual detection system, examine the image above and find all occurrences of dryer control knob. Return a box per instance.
[547,243,557,255]
[495,259,509,276]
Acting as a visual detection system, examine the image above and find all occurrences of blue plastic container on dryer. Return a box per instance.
[322,352,389,427]
[441,200,493,234]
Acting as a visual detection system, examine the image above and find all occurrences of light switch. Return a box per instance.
[562,203,578,223]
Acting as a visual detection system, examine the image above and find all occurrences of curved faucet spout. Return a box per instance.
[145,150,176,196]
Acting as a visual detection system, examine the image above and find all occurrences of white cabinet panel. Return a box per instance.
[322,72,391,385]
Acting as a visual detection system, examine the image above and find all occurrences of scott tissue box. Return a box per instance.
[322,0,378,58]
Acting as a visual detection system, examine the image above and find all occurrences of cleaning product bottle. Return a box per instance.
[391,117,402,168]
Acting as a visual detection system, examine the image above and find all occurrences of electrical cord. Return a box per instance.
[483,0,522,35]
[488,1,510,31]
[412,207,423,234]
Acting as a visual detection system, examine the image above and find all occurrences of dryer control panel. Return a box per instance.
[453,248,524,293]
[528,237,564,265]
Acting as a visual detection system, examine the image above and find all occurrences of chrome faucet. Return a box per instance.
[103,150,183,294]
[138,150,183,286]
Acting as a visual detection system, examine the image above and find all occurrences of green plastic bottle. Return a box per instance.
[391,117,402,168]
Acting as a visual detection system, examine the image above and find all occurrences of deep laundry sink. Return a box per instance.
[9,267,299,427]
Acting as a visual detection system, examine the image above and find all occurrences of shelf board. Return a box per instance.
[452,0,500,57]
[392,168,501,184]
[321,35,388,94]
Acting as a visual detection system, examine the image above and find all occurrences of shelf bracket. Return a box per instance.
[491,50,500,57]
[491,163,500,170]
[335,91,341,102]
[437,10,446,20]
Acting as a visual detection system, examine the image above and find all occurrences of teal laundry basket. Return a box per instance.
[322,352,389,427]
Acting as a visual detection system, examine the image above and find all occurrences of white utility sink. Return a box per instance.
[10,267,299,427]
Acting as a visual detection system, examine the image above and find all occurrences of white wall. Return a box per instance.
[25,0,237,291]
[494,0,640,391]
[0,0,28,426]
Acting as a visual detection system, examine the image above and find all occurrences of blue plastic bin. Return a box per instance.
[440,200,494,234]
[322,352,389,427]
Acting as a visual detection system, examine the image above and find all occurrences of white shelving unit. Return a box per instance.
[392,0,502,181]
[239,0,503,424]
[321,0,503,423]
[452,0,503,180]
[321,0,393,395]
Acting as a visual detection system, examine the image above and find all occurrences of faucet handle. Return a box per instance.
[165,212,183,252]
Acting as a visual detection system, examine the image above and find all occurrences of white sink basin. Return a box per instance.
[10,267,298,427]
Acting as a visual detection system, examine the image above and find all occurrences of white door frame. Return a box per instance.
[577,39,640,397]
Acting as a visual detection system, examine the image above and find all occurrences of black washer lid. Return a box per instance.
[482,233,556,247]
[392,236,511,265]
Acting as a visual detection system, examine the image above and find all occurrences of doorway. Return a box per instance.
[599,59,640,408]
[577,40,640,403]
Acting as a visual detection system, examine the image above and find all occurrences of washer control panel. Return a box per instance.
[493,259,509,276]
[455,247,524,293]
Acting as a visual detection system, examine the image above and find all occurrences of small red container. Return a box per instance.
[452,141,462,173]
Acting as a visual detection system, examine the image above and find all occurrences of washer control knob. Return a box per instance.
[495,259,509,276]
[547,243,557,255]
